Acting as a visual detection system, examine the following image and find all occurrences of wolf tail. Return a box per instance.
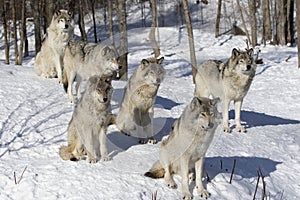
[62,69,68,93]
[144,160,165,179]
[59,144,77,161]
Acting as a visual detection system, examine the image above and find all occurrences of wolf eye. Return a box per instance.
[201,112,206,117]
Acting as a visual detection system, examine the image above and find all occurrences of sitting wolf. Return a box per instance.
[145,97,221,199]
[115,57,165,144]
[59,75,114,163]
[62,40,121,103]
[35,10,74,82]
[194,48,256,133]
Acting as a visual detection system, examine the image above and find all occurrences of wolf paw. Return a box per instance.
[197,188,210,199]
[182,192,193,200]
[101,155,111,162]
[88,158,97,164]
[223,127,231,133]
[236,126,247,133]
[147,138,157,144]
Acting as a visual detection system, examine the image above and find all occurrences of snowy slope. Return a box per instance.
[1,3,300,200]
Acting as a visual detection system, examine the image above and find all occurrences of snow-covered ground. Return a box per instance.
[1,2,300,200]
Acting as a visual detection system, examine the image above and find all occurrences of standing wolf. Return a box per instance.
[194,48,256,133]
[145,97,221,199]
[35,10,74,83]
[115,57,165,144]
[59,76,114,163]
[62,41,121,103]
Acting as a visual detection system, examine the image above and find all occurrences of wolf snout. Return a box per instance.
[118,65,122,70]
[65,24,69,29]
[246,65,251,70]
[103,97,108,102]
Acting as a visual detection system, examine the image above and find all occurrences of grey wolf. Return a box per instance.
[59,75,114,163]
[115,57,165,144]
[62,41,121,103]
[194,48,256,133]
[144,97,221,199]
[34,9,74,83]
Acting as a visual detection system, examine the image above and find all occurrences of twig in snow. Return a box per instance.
[280,190,284,200]
[14,172,17,185]
[152,190,157,200]
[205,171,210,182]
[229,159,236,184]
[258,168,266,200]
[220,160,223,170]
[285,55,291,62]
[16,166,27,184]
[253,170,260,200]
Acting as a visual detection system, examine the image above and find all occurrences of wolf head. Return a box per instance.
[52,10,75,33]
[100,45,122,76]
[139,57,166,85]
[229,48,256,76]
[190,97,221,131]
[88,75,113,104]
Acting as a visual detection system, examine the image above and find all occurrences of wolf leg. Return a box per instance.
[68,71,76,103]
[164,165,177,189]
[196,157,210,199]
[85,131,97,163]
[234,100,246,132]
[99,127,110,161]
[223,97,231,133]
[180,157,192,200]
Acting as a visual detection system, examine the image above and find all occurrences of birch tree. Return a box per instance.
[149,0,160,57]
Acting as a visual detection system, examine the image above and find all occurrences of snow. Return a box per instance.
[1,3,300,200]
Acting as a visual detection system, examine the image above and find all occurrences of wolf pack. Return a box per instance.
[34,10,257,199]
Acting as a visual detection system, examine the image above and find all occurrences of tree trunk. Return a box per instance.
[108,0,114,46]
[262,0,272,44]
[78,0,87,41]
[286,0,294,45]
[149,0,160,58]
[275,0,287,45]
[116,0,128,80]
[17,0,26,65]
[236,0,251,45]
[181,0,197,83]
[33,0,42,54]
[215,0,222,38]
[90,0,97,43]
[296,0,300,67]
[12,0,20,65]
[45,0,56,29]
[248,0,258,46]
[2,1,10,64]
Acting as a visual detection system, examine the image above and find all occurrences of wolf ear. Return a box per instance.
[141,59,150,69]
[191,97,201,110]
[101,46,111,56]
[68,11,73,17]
[157,57,164,65]
[231,48,240,59]
[248,48,254,57]
[55,10,61,16]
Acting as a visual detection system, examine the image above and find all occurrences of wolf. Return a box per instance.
[145,97,221,200]
[59,75,114,163]
[115,57,165,144]
[62,41,121,103]
[194,48,256,133]
[35,10,74,83]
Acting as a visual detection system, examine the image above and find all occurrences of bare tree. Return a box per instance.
[275,0,287,45]
[262,0,272,44]
[182,0,197,82]
[90,0,97,43]
[116,0,128,80]
[236,0,251,45]
[296,0,300,68]
[215,0,222,38]
[12,0,20,65]
[286,0,294,45]
[78,0,87,41]
[33,0,42,54]
[17,0,26,64]
[108,0,114,45]
[149,0,160,57]
[2,1,10,64]
[248,0,257,46]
